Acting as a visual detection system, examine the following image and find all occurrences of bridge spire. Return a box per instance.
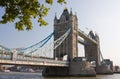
[54,12,57,19]
[54,12,58,24]
[70,8,73,15]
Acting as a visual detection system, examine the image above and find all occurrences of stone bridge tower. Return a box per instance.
[54,8,78,61]
[85,31,101,67]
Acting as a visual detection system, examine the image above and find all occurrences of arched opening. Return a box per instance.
[63,55,68,61]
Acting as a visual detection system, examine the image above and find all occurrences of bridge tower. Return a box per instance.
[84,32,113,74]
[84,31,101,67]
[54,8,78,61]
[43,9,79,76]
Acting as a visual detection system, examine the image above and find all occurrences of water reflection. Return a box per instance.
[0,72,120,79]
[43,74,120,79]
[44,76,99,79]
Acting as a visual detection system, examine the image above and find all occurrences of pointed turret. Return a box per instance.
[70,8,73,16]
[89,30,95,39]
[95,33,99,42]
[54,13,58,24]
[54,13,57,20]
[60,8,70,22]
[74,12,78,20]
[69,8,73,21]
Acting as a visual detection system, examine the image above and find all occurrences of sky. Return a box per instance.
[0,0,120,66]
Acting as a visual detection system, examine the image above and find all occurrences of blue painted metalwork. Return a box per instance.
[23,32,54,50]
[16,32,54,54]
[40,32,54,47]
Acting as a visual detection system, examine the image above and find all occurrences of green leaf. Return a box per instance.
[0,0,66,31]
[46,0,53,4]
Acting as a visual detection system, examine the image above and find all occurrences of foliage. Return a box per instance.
[0,0,66,31]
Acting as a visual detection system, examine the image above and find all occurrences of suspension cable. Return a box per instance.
[100,50,104,61]
[22,28,71,59]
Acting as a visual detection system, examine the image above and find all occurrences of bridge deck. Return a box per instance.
[0,52,69,67]
[0,59,69,67]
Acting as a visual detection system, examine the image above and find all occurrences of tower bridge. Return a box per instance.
[0,9,113,76]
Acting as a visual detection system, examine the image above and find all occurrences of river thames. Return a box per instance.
[0,72,120,79]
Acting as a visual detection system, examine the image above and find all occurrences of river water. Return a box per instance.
[0,72,120,79]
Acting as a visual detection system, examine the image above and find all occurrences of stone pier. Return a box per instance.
[42,62,96,77]
[43,57,96,77]
[96,65,113,74]
[69,60,96,76]
[42,67,69,77]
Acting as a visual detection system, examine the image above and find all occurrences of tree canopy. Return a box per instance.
[0,0,66,31]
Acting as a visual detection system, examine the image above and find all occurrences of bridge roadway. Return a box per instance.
[0,53,69,67]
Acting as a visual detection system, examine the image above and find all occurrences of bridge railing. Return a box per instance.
[0,51,12,60]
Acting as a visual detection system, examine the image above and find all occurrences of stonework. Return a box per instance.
[85,31,101,66]
[42,67,69,77]
[69,61,96,76]
[54,8,78,61]
[96,64,113,74]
